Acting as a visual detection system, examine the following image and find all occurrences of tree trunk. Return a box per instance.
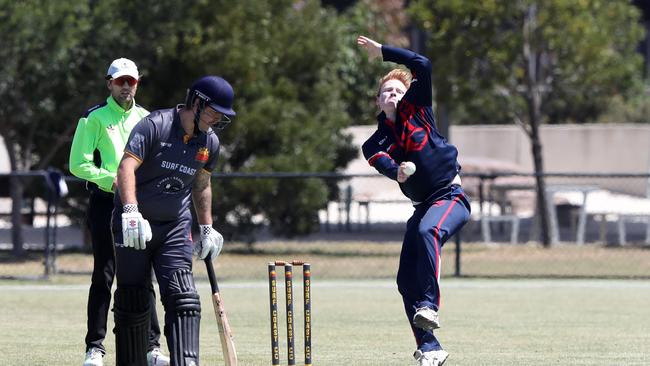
[524,3,551,247]
[6,139,25,256]
[529,123,551,247]
[10,175,25,256]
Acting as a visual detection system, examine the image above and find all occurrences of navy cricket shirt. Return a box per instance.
[362,45,460,204]
[118,106,220,221]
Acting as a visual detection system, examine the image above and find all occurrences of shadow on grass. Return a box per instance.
[0,250,42,263]
[227,246,399,257]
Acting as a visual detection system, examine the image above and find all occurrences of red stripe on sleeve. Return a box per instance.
[368,151,390,166]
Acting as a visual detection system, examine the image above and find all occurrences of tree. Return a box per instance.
[87,0,358,242]
[337,0,411,123]
[0,0,181,253]
[171,0,359,240]
[0,1,95,255]
[0,0,363,250]
[409,0,644,246]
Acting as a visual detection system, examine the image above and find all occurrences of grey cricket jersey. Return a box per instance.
[117,106,220,221]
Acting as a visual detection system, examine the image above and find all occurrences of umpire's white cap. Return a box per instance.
[106,58,139,80]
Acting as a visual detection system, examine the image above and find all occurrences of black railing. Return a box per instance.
[2,170,649,279]
[0,170,68,278]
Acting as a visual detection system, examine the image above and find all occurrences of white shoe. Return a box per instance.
[413,349,449,366]
[413,307,440,331]
[147,348,170,366]
[83,347,104,366]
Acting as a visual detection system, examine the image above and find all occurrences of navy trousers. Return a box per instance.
[85,190,162,353]
[113,214,194,331]
[396,185,471,352]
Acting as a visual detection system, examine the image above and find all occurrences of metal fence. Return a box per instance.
[1,171,649,279]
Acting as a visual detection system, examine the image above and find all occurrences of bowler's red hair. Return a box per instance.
[377,68,411,96]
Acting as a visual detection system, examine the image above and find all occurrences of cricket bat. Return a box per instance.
[205,258,238,365]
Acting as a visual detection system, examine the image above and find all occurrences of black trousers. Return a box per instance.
[85,189,162,353]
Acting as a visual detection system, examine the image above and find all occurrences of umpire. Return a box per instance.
[69,58,169,366]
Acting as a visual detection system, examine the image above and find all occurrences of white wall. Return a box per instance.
[3,124,648,175]
[347,123,650,198]
[348,124,650,174]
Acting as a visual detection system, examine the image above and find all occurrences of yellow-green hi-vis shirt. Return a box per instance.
[69,96,149,193]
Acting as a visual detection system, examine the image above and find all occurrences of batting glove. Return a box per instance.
[194,224,223,260]
[121,204,152,250]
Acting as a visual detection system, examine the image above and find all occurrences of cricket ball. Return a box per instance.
[403,161,416,176]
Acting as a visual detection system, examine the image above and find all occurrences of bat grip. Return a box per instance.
[205,258,219,294]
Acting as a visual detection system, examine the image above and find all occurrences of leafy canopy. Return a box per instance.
[408,0,645,125]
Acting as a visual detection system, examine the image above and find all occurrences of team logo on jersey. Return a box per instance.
[156,176,185,194]
[195,147,209,162]
[107,124,116,131]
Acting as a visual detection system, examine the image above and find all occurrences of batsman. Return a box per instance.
[112,75,236,366]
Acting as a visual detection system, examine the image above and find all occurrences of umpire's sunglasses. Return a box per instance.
[112,76,138,87]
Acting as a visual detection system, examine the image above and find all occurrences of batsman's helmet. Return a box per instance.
[185,76,235,133]
[185,75,236,116]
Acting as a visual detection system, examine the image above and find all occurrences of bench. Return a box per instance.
[617,214,650,245]
[480,214,520,244]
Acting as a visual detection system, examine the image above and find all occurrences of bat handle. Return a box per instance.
[205,258,219,294]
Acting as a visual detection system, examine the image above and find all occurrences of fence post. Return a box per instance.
[454,232,461,277]
[478,175,485,217]
[345,184,352,232]
[43,169,68,277]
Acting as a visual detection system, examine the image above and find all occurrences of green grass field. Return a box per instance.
[1,241,649,365]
